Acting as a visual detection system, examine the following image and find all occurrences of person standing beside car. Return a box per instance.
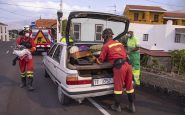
[96,28,136,113]
[127,31,140,86]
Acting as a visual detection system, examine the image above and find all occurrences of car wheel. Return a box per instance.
[44,70,50,78]
[58,86,70,105]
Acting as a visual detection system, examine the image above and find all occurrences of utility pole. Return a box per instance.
[108,4,117,14]
[113,4,116,14]
[60,0,63,10]
[57,0,63,42]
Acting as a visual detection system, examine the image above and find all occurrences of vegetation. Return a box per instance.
[170,50,185,75]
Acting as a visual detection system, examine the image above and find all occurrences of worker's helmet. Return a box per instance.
[23,25,31,32]
[102,28,114,39]
[69,46,79,54]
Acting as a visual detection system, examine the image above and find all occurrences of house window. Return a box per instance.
[5,35,7,40]
[154,14,159,22]
[5,27,6,33]
[143,34,149,41]
[175,34,180,43]
[142,13,145,19]
[1,35,2,40]
[73,23,81,41]
[173,20,178,25]
[134,13,139,21]
[95,24,103,41]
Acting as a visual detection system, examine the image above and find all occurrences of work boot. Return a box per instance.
[20,77,26,88]
[111,104,121,112]
[127,102,136,113]
[111,94,122,112]
[27,77,34,91]
[127,93,136,113]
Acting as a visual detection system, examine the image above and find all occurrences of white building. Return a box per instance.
[0,22,9,41]
[71,18,126,42]
[129,20,185,51]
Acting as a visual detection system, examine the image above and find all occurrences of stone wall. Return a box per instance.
[141,71,185,95]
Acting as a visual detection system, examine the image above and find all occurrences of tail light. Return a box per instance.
[66,76,92,85]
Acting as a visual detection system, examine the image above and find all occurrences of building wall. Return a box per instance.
[129,20,185,51]
[0,25,9,41]
[72,18,126,41]
[124,9,185,26]
[124,10,164,24]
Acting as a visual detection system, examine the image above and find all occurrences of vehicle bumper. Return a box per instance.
[60,85,114,99]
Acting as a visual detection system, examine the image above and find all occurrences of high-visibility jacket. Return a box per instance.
[97,38,134,94]
[60,37,73,43]
[97,39,127,65]
[127,36,140,70]
[127,36,140,85]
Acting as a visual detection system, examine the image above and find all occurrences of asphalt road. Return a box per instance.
[0,41,184,115]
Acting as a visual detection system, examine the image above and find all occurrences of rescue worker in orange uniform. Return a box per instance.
[96,28,136,112]
[16,26,36,91]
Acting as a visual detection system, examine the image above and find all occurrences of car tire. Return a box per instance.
[44,70,50,78]
[58,86,70,105]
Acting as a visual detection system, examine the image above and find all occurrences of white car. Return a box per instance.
[43,11,129,104]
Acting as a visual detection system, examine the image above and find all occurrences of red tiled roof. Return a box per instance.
[35,19,57,28]
[164,12,185,19]
[140,47,170,57]
[125,5,166,12]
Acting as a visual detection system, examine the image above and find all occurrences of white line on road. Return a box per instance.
[87,98,111,115]
[6,50,9,54]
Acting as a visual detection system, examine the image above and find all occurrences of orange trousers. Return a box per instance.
[113,62,134,94]
[19,58,34,78]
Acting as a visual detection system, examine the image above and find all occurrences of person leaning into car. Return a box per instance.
[96,28,136,113]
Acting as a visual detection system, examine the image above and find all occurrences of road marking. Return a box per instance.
[87,98,111,115]
[6,50,9,54]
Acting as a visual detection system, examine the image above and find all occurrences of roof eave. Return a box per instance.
[163,17,185,20]
[129,9,166,12]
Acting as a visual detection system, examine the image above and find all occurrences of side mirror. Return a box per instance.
[42,52,47,56]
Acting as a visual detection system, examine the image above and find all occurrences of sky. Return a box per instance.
[0,0,185,29]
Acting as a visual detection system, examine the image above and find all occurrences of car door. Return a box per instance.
[45,44,57,80]
[50,45,62,82]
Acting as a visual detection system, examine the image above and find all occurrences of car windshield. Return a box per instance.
[70,18,126,43]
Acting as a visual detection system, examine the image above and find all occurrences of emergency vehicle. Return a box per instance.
[31,29,53,52]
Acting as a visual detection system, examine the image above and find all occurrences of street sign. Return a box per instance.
[34,30,47,44]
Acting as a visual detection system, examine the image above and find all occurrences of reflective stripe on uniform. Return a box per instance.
[126,89,134,94]
[108,43,122,48]
[26,71,33,78]
[132,69,140,85]
[20,72,26,77]
[27,71,33,74]
[114,90,123,94]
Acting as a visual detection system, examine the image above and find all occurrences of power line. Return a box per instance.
[0,2,58,10]
[144,0,185,8]
[0,7,35,18]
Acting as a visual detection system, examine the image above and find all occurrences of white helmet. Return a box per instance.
[69,46,79,54]
[23,25,30,31]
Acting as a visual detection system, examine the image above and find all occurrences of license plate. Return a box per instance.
[93,78,113,86]
[36,48,44,51]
